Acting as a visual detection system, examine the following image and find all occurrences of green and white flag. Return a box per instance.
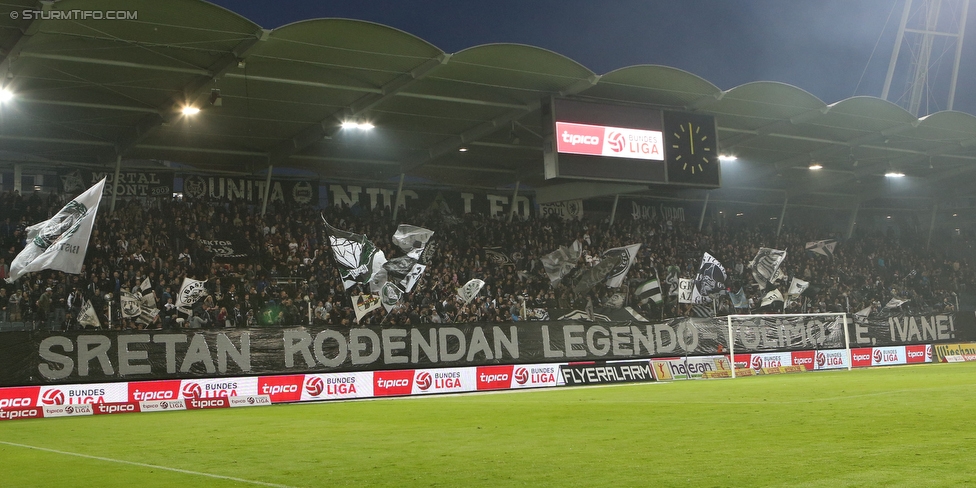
[635,278,663,305]
[6,178,105,283]
[324,218,380,290]
[380,282,403,312]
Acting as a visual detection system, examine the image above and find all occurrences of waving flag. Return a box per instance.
[788,277,810,296]
[78,299,101,328]
[691,252,727,304]
[635,278,663,305]
[749,248,787,289]
[541,240,582,286]
[324,218,381,290]
[729,288,749,309]
[176,277,208,313]
[760,289,785,311]
[805,239,838,258]
[602,243,641,288]
[352,294,382,322]
[458,279,486,305]
[393,224,434,260]
[6,178,106,283]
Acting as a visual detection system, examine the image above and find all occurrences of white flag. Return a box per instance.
[176,277,208,312]
[352,294,382,322]
[120,291,142,318]
[678,278,694,304]
[6,178,106,283]
[392,224,434,260]
[884,297,908,309]
[78,299,101,328]
[602,243,641,288]
[139,277,152,293]
[854,306,872,320]
[788,277,810,296]
[749,248,786,289]
[458,279,485,305]
[761,289,785,308]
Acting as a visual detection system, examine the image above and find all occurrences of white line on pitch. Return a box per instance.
[0,440,299,488]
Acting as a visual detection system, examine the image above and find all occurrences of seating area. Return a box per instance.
[0,188,972,331]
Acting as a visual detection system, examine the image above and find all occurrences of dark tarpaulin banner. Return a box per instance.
[198,230,252,262]
[325,183,534,219]
[1,312,973,387]
[181,175,318,206]
[59,169,174,198]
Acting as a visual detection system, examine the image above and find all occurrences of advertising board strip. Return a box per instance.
[559,361,654,385]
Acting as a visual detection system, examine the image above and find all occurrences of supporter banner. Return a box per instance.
[628,201,689,222]
[539,200,583,220]
[3,312,974,386]
[848,313,973,347]
[326,183,533,219]
[198,230,251,262]
[559,361,654,385]
[59,169,173,198]
[182,175,318,206]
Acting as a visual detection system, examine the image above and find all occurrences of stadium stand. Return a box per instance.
[0,188,971,332]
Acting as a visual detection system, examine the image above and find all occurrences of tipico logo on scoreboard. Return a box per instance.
[556,121,663,160]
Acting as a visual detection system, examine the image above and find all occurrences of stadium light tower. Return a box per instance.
[882,0,971,116]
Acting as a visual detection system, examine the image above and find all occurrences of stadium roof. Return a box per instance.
[2,0,976,211]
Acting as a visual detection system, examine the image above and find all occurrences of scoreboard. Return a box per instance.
[542,98,721,188]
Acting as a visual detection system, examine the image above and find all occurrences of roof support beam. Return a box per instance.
[267,53,451,164]
[99,28,270,163]
[0,1,49,80]
[17,98,159,114]
[402,74,601,174]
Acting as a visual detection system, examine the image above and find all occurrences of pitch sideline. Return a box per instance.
[0,440,299,488]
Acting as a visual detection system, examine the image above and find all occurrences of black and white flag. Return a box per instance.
[691,252,727,304]
[78,299,101,328]
[602,243,641,288]
[760,289,785,311]
[666,265,681,297]
[324,218,381,290]
[176,277,207,313]
[749,247,787,289]
[383,256,426,294]
[805,239,838,258]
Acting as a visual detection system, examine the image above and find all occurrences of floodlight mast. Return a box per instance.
[882,0,970,116]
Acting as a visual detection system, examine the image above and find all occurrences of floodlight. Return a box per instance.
[809,164,823,170]
[719,155,737,162]
[0,89,13,103]
[884,172,905,178]
[181,106,200,115]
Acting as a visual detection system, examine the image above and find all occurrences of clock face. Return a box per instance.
[664,111,720,186]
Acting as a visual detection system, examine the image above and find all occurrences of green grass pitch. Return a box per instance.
[1,363,975,487]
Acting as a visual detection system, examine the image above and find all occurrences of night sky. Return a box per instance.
[208,0,976,115]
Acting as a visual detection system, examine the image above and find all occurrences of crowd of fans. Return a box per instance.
[0,186,972,332]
